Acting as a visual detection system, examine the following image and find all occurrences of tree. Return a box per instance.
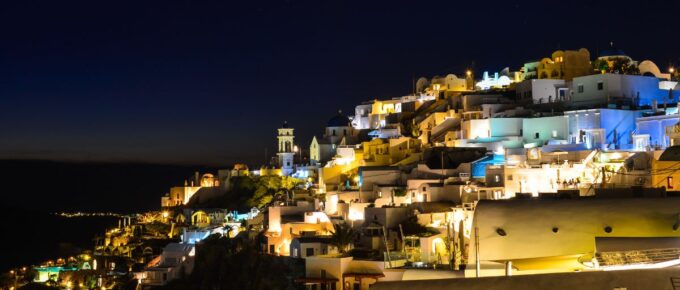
[246,176,303,208]
[400,215,433,237]
[329,222,356,253]
[592,59,609,73]
[159,234,303,290]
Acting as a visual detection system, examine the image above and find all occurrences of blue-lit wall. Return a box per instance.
[471,154,505,178]
[637,115,679,148]
[565,109,640,148]
[570,74,679,107]
[599,109,641,147]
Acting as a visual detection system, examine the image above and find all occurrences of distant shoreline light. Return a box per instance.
[52,212,127,218]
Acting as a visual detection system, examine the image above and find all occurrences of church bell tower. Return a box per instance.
[277,121,295,176]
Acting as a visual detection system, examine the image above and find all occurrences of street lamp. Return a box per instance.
[293,145,302,165]
[10,269,17,289]
[670,67,675,81]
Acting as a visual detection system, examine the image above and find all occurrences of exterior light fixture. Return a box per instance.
[552,227,559,233]
[604,226,612,233]
[496,228,507,236]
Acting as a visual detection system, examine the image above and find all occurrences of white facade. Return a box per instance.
[570,73,676,107]
[467,198,680,277]
[354,103,373,129]
[277,126,295,176]
[142,243,195,286]
[515,79,567,104]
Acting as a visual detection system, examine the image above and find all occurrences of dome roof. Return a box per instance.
[659,145,680,161]
[327,111,350,127]
[599,49,627,57]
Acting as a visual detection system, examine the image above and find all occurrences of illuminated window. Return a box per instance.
[494,175,500,183]
[668,177,674,189]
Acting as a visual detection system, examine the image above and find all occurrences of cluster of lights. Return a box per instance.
[54,212,124,218]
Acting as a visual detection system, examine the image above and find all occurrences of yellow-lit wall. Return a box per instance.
[371,100,399,115]
[321,151,364,188]
[537,48,591,81]
[652,159,680,190]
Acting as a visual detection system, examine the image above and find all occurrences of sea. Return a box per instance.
[0,209,118,271]
[0,160,215,272]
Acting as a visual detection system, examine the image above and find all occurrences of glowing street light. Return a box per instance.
[293,145,302,164]
[670,67,676,81]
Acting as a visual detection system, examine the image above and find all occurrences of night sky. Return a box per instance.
[1,0,679,166]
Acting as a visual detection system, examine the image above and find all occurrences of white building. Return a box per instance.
[467,198,680,277]
[515,79,568,104]
[142,243,195,286]
[570,73,679,108]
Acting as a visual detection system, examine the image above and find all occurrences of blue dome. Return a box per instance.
[599,49,626,57]
[327,112,350,127]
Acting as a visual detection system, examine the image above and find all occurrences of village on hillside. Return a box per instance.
[8,46,680,290]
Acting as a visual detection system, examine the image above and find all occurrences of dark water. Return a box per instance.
[0,209,118,271]
[0,160,216,272]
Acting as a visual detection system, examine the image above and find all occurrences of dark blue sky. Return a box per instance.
[1,0,678,166]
